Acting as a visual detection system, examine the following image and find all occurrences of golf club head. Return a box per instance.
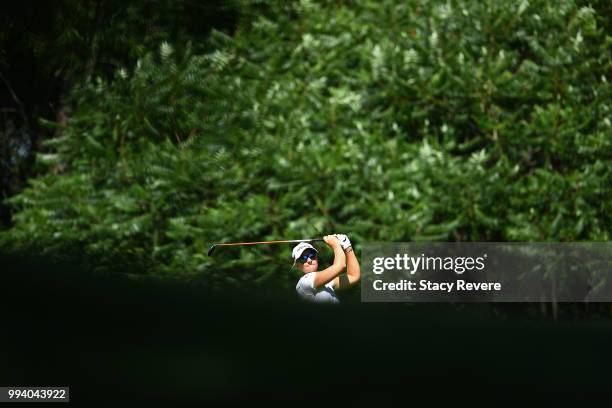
[207,244,217,256]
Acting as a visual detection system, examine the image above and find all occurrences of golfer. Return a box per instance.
[292,234,360,303]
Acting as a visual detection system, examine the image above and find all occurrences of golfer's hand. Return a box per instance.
[334,234,352,251]
[324,235,342,250]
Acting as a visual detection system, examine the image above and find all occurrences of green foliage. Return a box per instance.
[0,0,240,83]
[0,0,242,228]
[2,0,611,286]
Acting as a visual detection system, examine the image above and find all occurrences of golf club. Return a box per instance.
[208,237,324,256]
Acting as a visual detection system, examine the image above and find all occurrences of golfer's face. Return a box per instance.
[297,251,318,273]
[301,256,318,273]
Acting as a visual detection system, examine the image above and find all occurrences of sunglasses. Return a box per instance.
[296,250,318,264]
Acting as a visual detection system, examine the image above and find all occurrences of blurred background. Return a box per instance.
[1,0,611,402]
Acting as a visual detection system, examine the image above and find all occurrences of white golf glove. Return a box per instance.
[334,234,352,251]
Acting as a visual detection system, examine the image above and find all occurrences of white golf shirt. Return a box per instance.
[296,272,339,304]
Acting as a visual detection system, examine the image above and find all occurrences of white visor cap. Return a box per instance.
[292,242,318,262]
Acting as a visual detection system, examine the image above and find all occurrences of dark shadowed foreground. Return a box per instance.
[2,248,611,404]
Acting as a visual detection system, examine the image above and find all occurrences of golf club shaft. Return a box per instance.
[208,238,324,256]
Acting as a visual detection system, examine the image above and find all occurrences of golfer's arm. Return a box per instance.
[334,248,361,290]
[313,246,346,288]
[345,248,360,283]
